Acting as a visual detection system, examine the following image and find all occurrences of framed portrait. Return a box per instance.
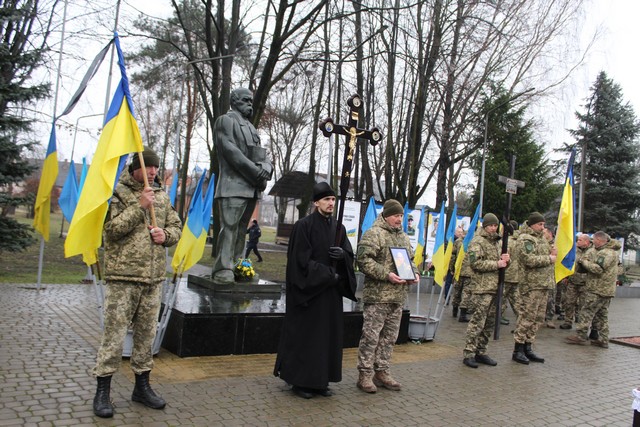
[389,247,415,281]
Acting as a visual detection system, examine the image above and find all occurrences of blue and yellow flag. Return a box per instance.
[33,126,59,241]
[413,207,427,269]
[402,202,410,232]
[169,169,179,208]
[59,160,79,223]
[443,204,458,274]
[431,204,448,286]
[172,171,205,273]
[555,149,577,282]
[65,35,144,265]
[360,196,379,236]
[454,204,480,281]
[78,157,88,193]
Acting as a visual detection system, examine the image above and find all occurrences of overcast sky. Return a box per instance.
[43,0,639,206]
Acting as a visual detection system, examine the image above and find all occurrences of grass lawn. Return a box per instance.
[1,210,287,284]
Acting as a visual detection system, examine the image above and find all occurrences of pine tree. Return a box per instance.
[0,1,51,252]
[571,71,640,241]
[472,88,556,223]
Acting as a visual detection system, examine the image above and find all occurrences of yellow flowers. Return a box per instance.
[234,258,255,281]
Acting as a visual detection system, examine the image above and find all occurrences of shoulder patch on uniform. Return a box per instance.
[596,255,605,267]
[468,251,476,263]
[356,245,367,258]
[524,241,534,253]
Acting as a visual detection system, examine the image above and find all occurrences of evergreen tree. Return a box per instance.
[0,1,51,252]
[571,71,640,241]
[472,88,556,223]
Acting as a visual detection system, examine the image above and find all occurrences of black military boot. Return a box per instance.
[458,308,470,323]
[524,342,544,363]
[589,329,599,340]
[452,305,459,318]
[132,371,166,409]
[512,343,530,365]
[93,375,114,418]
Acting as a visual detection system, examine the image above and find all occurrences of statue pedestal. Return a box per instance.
[187,274,283,293]
[160,277,410,357]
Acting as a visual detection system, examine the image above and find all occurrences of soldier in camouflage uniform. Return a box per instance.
[566,231,621,348]
[92,147,182,418]
[356,199,419,393]
[511,212,556,365]
[456,242,475,323]
[543,227,559,329]
[501,220,521,325]
[559,233,591,329]
[462,213,509,368]
[449,228,464,317]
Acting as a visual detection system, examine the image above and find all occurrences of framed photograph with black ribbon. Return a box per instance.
[389,247,415,281]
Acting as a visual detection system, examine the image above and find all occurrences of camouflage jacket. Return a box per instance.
[467,226,503,294]
[449,237,463,274]
[103,172,182,284]
[518,221,554,291]
[580,239,621,297]
[357,214,418,304]
[504,230,521,284]
[569,243,592,286]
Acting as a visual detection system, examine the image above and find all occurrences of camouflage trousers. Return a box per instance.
[501,282,520,318]
[93,280,162,377]
[545,287,556,321]
[513,288,547,344]
[562,281,585,325]
[357,303,402,373]
[457,277,473,310]
[575,292,611,343]
[463,293,497,358]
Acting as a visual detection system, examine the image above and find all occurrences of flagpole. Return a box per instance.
[37,0,69,290]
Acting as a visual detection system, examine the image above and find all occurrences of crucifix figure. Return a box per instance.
[494,154,525,340]
[318,94,382,245]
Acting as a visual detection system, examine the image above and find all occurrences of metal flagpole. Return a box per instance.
[93,0,122,333]
[37,0,69,290]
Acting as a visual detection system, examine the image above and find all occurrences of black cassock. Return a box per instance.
[273,210,357,389]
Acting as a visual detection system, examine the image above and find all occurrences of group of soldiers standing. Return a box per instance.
[448,211,622,369]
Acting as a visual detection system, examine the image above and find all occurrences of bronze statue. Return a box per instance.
[211,88,272,284]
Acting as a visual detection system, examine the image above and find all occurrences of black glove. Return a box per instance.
[328,246,344,261]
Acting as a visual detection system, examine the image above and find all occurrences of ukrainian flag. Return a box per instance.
[59,159,79,223]
[443,204,458,273]
[64,35,144,265]
[555,149,577,282]
[454,204,481,281]
[172,171,207,273]
[360,196,378,236]
[33,126,59,241]
[431,204,447,286]
[413,207,427,270]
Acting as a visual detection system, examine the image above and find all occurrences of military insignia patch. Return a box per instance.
[524,241,534,253]
[469,252,476,263]
[597,256,605,267]
[356,245,366,258]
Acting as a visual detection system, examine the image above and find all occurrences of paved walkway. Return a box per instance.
[1,281,639,426]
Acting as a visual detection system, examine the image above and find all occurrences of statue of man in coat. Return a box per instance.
[211,88,272,284]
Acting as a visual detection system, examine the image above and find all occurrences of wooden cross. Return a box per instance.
[318,94,382,245]
[494,155,525,340]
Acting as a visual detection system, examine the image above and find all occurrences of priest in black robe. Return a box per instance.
[273,181,357,399]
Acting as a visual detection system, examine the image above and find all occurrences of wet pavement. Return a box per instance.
[1,279,639,426]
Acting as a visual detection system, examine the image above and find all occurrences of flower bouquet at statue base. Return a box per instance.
[233,258,258,283]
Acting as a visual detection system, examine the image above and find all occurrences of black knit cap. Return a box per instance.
[130,146,160,171]
[313,181,335,201]
[482,213,499,227]
[382,199,404,218]
[528,212,545,226]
